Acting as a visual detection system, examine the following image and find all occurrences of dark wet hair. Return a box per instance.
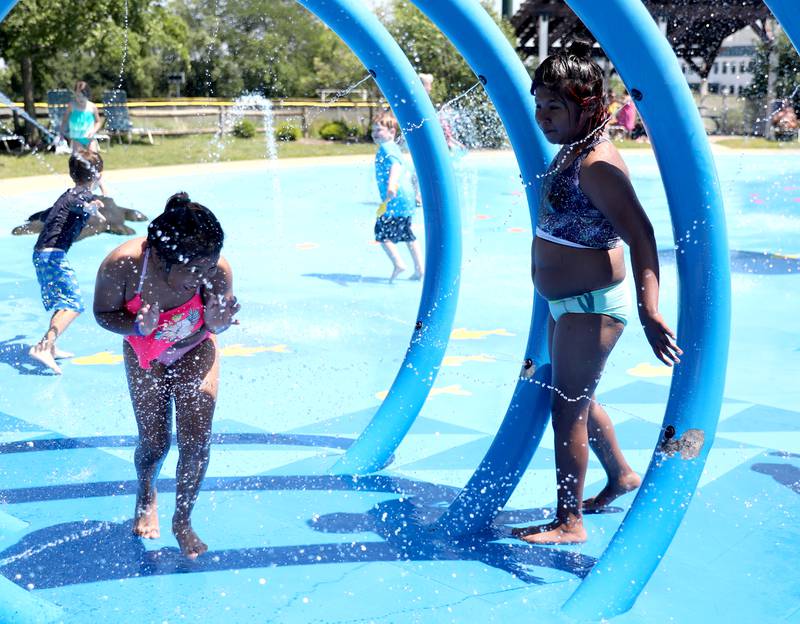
[147,192,224,268]
[69,149,103,184]
[531,38,608,134]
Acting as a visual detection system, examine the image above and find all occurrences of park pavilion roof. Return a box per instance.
[511,0,773,78]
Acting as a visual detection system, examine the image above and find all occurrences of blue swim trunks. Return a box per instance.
[32,250,85,312]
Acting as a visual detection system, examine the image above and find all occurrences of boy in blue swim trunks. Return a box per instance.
[372,110,424,282]
[29,149,105,374]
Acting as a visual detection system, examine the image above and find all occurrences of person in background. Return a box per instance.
[61,81,109,195]
[771,99,799,140]
[419,72,466,153]
[609,90,636,140]
[29,149,106,374]
[371,110,424,282]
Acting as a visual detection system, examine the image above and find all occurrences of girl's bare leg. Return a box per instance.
[170,338,218,559]
[514,313,623,544]
[29,309,81,373]
[124,341,172,539]
[380,241,406,282]
[583,400,641,511]
[406,240,424,280]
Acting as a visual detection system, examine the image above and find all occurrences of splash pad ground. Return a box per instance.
[0,150,798,623]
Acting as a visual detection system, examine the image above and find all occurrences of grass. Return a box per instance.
[0,135,377,179]
[611,139,653,149]
[716,137,800,149]
[3,132,788,181]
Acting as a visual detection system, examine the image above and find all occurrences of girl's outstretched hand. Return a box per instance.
[205,294,241,333]
[135,303,161,336]
[641,312,682,366]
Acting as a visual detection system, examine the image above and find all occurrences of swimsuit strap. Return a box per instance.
[577,135,607,160]
[135,247,150,295]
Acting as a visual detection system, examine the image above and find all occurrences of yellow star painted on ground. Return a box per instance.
[375,384,472,401]
[430,384,472,397]
[627,362,673,377]
[442,354,496,367]
[70,344,289,366]
[220,344,289,357]
[71,351,124,366]
[450,328,515,340]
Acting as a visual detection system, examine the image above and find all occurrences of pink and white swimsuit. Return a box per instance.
[124,247,209,369]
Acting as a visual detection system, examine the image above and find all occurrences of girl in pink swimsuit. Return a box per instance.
[93,192,240,559]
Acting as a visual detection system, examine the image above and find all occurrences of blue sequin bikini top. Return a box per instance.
[536,136,622,250]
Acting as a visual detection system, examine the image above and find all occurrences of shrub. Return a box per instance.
[232,118,257,139]
[318,120,348,141]
[275,122,302,141]
[345,122,366,141]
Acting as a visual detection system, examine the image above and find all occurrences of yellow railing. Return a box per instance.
[0,98,382,109]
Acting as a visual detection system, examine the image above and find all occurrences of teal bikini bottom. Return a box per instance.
[547,278,631,326]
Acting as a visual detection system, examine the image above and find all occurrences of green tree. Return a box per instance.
[743,31,800,137]
[745,31,800,108]
[381,1,518,147]
[41,5,190,99]
[171,0,364,98]
[0,0,187,139]
[383,0,517,102]
[0,0,140,139]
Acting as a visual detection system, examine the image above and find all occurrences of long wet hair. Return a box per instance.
[531,38,609,137]
[147,192,224,269]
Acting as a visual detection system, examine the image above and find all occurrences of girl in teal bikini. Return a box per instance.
[512,40,682,545]
[61,81,108,195]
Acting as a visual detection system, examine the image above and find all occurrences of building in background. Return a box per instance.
[680,28,758,95]
[494,0,524,17]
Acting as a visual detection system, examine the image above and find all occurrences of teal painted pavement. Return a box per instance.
[0,151,798,622]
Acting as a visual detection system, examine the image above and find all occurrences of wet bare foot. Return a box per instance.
[53,348,74,359]
[133,489,159,539]
[173,519,208,559]
[389,265,407,283]
[583,472,642,512]
[29,343,62,374]
[513,519,587,545]
[409,272,424,281]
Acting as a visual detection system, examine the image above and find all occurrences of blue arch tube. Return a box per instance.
[249,0,465,475]
[403,0,557,538]
[0,14,61,624]
[764,0,800,53]
[560,0,731,618]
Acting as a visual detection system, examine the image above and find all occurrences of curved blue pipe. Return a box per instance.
[0,0,12,21]
[296,0,462,475]
[561,0,731,618]
[0,3,70,622]
[404,0,556,538]
[764,0,800,53]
